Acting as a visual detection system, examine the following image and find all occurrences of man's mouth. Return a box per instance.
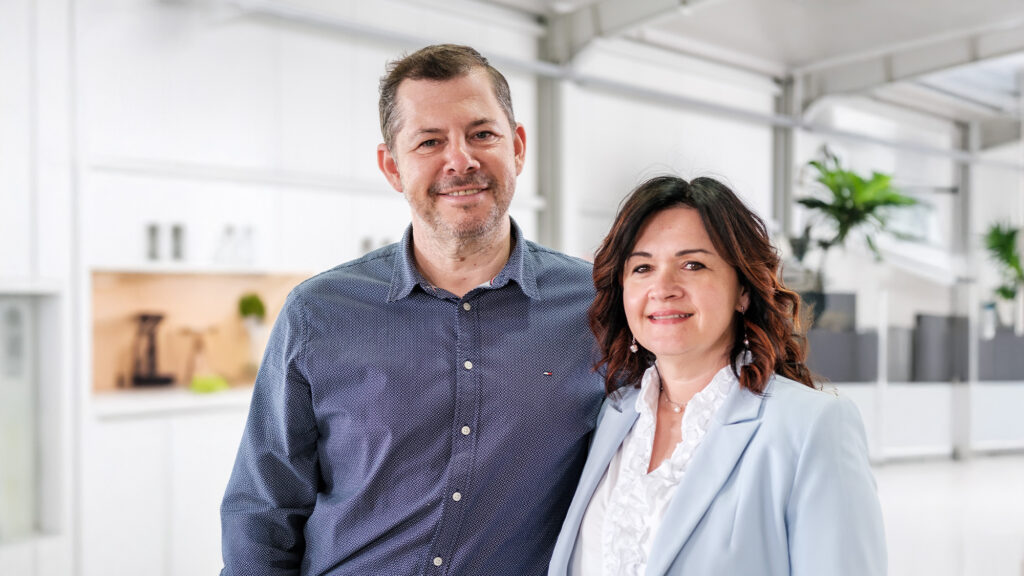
[442,188,485,197]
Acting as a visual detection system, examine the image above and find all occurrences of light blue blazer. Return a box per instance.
[549,375,887,576]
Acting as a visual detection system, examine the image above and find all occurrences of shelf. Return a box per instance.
[90,386,253,420]
[89,263,292,276]
[0,278,63,296]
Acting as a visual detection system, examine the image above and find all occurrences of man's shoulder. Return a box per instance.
[523,240,593,276]
[292,243,398,299]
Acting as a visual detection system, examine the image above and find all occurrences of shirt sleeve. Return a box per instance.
[220,290,320,575]
[786,395,888,576]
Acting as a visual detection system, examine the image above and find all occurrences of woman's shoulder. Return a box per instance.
[765,374,839,405]
[758,374,859,431]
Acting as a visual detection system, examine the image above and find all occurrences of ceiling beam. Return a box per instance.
[796,22,1024,111]
[978,117,1022,150]
[545,0,680,63]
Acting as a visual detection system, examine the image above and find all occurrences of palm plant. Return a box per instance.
[795,147,919,289]
[983,222,1024,302]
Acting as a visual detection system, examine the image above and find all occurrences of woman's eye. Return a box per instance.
[683,261,705,271]
[631,264,651,274]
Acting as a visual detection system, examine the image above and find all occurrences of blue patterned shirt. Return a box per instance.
[221,221,605,575]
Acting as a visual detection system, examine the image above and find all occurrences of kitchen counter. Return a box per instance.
[90,386,253,420]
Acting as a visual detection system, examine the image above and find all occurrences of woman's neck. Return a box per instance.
[655,352,730,406]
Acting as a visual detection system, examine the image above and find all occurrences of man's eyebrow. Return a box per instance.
[410,118,497,138]
[412,128,443,137]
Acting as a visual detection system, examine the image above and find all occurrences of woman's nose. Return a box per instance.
[649,269,682,300]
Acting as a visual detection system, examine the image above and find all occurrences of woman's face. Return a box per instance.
[622,206,749,367]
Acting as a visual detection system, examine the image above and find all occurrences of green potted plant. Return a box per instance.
[238,292,267,377]
[794,147,919,325]
[983,222,1024,329]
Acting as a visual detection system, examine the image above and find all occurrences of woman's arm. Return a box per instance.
[786,396,887,575]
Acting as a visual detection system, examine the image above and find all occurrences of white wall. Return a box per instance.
[0,0,75,573]
[557,39,778,259]
[0,0,33,280]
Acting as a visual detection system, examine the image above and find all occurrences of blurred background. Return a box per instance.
[1,0,1023,574]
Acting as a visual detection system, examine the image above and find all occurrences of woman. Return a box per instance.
[549,176,886,576]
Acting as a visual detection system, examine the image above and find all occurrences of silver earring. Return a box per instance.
[629,337,639,353]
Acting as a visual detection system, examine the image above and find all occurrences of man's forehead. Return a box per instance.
[395,69,491,101]
[392,72,502,130]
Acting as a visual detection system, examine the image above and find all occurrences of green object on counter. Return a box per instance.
[238,293,266,321]
[190,374,230,394]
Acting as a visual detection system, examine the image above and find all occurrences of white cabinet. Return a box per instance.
[83,171,280,272]
[276,189,411,274]
[80,417,168,576]
[81,396,250,576]
[276,189,359,273]
[168,411,248,576]
[347,194,410,256]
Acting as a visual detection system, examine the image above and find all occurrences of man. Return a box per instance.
[221,44,604,575]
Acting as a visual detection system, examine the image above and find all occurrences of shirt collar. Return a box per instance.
[387,218,539,302]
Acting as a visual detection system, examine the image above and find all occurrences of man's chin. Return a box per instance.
[439,214,508,240]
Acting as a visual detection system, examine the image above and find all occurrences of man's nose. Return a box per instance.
[444,137,480,174]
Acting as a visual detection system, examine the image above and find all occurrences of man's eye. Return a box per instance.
[472,131,496,140]
[418,139,439,148]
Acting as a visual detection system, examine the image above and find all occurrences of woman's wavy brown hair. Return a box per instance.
[590,175,814,396]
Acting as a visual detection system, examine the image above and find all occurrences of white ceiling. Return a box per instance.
[482,0,1024,124]
[642,0,1024,70]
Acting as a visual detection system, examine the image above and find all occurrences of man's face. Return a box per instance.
[378,69,526,244]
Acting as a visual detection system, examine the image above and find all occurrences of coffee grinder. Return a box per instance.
[132,313,175,386]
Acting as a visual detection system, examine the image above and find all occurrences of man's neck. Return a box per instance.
[411,221,513,299]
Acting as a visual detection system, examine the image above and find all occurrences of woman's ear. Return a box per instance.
[737,285,751,313]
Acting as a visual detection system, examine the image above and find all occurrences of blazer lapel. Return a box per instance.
[554,389,641,565]
[644,382,766,576]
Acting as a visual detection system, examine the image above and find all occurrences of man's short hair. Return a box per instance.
[379,44,516,152]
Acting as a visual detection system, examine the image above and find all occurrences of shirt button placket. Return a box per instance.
[437,297,479,574]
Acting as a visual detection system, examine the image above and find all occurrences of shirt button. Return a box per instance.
[461,425,471,435]
[462,302,471,311]
[433,557,443,567]
[464,360,473,370]
[452,492,462,501]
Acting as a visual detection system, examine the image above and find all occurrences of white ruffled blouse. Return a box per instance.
[570,363,736,576]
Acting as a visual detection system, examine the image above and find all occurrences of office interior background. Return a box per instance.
[1,0,1024,574]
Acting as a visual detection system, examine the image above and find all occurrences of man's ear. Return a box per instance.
[513,123,526,176]
[377,143,404,193]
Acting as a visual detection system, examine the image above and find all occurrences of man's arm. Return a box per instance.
[221,290,320,575]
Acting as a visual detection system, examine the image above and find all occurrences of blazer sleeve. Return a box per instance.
[220,290,320,575]
[786,396,887,576]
